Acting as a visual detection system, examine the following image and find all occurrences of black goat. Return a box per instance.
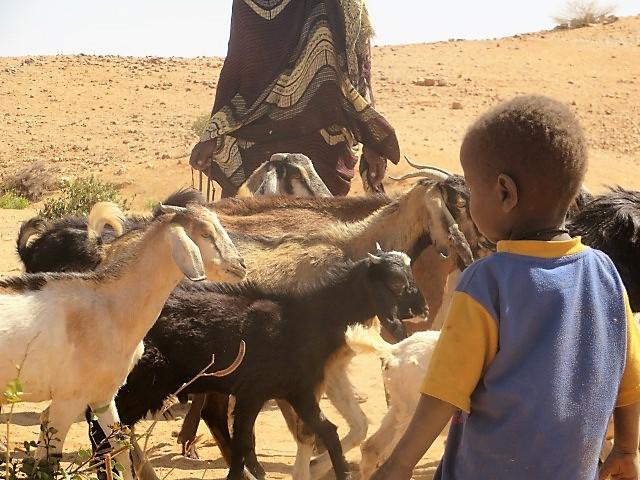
[568,186,640,311]
[104,251,417,480]
[16,188,205,273]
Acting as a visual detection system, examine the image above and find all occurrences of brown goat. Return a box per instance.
[177,179,482,476]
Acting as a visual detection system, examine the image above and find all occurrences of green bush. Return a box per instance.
[191,112,211,138]
[38,177,128,221]
[0,192,29,210]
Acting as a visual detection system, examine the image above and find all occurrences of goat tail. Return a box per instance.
[345,324,393,360]
[88,202,125,238]
[16,217,48,261]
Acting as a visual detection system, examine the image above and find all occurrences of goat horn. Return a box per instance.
[404,155,453,176]
[205,340,246,377]
[390,171,449,182]
[156,204,188,215]
[368,253,382,264]
[375,242,383,253]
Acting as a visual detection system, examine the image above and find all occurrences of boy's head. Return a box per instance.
[460,95,587,243]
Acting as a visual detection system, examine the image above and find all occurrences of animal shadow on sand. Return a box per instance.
[0,410,40,426]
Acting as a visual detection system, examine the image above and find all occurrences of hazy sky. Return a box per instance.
[1,1,637,58]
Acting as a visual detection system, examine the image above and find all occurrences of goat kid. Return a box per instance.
[344,324,439,480]
[0,202,245,479]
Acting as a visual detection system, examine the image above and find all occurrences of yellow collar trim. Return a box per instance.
[496,237,586,259]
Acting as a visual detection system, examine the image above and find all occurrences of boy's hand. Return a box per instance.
[599,447,639,480]
[370,459,413,480]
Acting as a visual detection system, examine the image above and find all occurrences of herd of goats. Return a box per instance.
[0,152,639,480]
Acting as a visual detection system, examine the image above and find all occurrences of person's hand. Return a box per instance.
[189,139,216,171]
[370,458,413,480]
[599,446,640,479]
[361,146,387,193]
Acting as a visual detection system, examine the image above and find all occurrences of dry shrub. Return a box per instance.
[0,162,60,202]
[554,1,617,28]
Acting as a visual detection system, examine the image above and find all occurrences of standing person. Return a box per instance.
[189,0,399,198]
[371,95,640,479]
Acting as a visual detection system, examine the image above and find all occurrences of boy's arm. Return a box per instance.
[599,401,640,480]
[600,293,640,479]
[370,394,456,480]
[371,290,499,479]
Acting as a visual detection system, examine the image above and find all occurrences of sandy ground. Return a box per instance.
[1,15,639,479]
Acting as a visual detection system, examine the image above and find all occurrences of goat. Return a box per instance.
[344,324,439,480]
[16,188,206,274]
[108,250,418,480]
[236,153,332,198]
[1,201,245,479]
[567,186,640,311]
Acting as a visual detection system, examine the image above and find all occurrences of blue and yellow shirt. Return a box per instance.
[422,238,640,480]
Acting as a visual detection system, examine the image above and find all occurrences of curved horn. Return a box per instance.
[367,253,382,264]
[156,204,188,215]
[390,171,449,182]
[404,155,453,176]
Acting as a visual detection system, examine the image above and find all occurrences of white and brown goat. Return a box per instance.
[0,202,245,479]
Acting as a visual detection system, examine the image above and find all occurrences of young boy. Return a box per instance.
[371,95,640,480]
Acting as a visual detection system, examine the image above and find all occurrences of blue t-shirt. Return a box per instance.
[422,238,640,479]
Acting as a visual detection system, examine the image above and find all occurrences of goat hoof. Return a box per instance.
[354,390,368,403]
[182,435,203,459]
[246,461,266,479]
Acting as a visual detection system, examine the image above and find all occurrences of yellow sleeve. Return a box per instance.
[617,292,640,407]
[421,291,498,413]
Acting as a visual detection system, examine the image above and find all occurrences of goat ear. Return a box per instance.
[168,225,206,281]
[375,242,383,253]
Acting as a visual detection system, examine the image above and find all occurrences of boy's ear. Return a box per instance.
[497,173,518,213]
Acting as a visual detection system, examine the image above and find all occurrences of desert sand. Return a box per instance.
[0,15,639,479]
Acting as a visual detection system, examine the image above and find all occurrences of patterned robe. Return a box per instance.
[193,0,399,196]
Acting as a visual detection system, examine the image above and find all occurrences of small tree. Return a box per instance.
[554,0,617,28]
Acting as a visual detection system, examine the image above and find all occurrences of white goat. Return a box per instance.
[0,202,245,479]
[345,324,439,480]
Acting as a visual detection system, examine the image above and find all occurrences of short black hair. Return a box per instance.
[461,95,588,209]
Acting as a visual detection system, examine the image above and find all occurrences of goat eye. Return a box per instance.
[202,233,211,239]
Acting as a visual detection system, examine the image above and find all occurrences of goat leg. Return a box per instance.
[288,393,351,480]
[198,394,263,480]
[226,398,264,480]
[90,399,136,480]
[310,364,368,479]
[200,393,233,463]
[177,394,206,457]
